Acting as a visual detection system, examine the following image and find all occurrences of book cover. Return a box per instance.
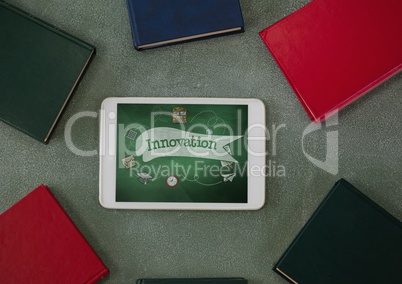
[137,278,247,284]
[274,179,402,284]
[259,0,402,123]
[0,1,95,143]
[0,185,109,283]
[126,0,244,50]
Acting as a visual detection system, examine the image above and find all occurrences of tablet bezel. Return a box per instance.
[99,97,266,210]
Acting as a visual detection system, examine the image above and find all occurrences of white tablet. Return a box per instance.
[99,97,266,210]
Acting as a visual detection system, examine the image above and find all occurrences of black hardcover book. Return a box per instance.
[136,278,247,284]
[274,179,402,284]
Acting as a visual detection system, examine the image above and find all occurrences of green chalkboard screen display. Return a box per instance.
[115,103,248,203]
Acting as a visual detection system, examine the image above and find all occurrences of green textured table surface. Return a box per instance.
[1,0,401,283]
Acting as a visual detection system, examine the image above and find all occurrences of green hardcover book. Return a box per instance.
[274,179,402,284]
[136,278,247,284]
[0,1,95,143]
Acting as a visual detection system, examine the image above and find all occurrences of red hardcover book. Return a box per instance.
[0,185,109,283]
[259,0,402,123]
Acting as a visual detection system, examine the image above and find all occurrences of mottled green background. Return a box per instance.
[0,1,401,283]
[116,104,248,203]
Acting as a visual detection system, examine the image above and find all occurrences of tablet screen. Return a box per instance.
[116,103,248,203]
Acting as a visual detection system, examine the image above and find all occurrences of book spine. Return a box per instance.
[236,0,245,30]
[273,181,339,269]
[86,268,109,284]
[43,47,96,143]
[259,28,316,122]
[126,0,141,50]
[259,0,318,122]
[343,179,402,228]
[321,64,402,123]
[41,185,110,281]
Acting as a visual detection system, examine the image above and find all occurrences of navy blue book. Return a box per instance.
[126,0,244,50]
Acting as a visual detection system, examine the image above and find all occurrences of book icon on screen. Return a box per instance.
[122,155,136,169]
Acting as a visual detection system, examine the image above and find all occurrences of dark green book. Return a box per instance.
[136,278,247,284]
[0,1,95,143]
[274,179,402,284]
